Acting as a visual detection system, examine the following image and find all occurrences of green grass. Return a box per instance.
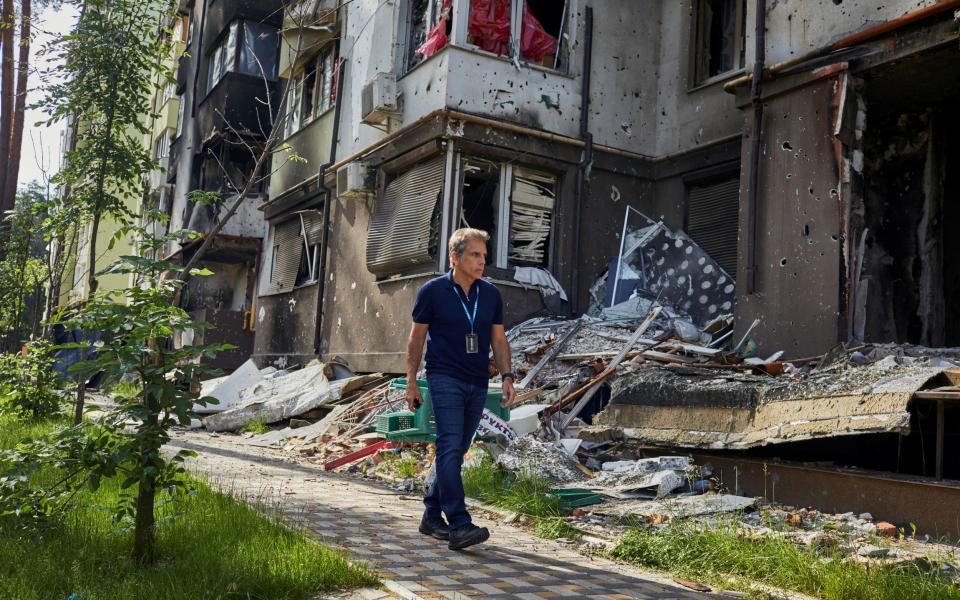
[463,456,582,540]
[610,517,960,600]
[105,379,140,400]
[242,419,270,435]
[0,416,378,599]
[378,454,419,479]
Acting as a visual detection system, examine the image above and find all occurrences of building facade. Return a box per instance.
[163,0,285,369]
[57,0,954,373]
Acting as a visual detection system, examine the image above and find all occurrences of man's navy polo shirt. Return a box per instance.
[412,271,503,387]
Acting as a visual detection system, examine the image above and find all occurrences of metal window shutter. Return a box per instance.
[686,177,740,277]
[300,210,324,246]
[268,218,303,293]
[366,156,444,277]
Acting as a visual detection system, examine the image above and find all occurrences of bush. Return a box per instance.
[0,340,64,420]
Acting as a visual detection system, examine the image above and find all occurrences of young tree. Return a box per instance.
[39,0,170,422]
[55,217,226,563]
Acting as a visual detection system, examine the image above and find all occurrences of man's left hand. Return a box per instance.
[501,377,516,408]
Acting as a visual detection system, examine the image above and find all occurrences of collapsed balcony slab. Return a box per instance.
[592,361,952,449]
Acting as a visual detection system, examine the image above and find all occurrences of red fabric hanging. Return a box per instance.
[416,0,453,59]
[468,0,511,56]
[519,4,558,63]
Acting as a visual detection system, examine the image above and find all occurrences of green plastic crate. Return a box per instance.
[380,378,511,442]
[373,412,416,435]
[549,488,603,509]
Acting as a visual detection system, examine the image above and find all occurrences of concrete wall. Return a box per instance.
[216,196,269,239]
[319,178,545,374]
[734,73,844,357]
[269,108,336,200]
[654,1,743,156]
[253,281,319,368]
[756,0,940,66]
[185,261,251,312]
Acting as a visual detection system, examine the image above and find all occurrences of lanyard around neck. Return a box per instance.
[453,285,479,333]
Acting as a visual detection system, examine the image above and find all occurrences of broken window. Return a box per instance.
[206,22,238,93]
[460,158,501,264]
[685,175,740,277]
[466,0,564,69]
[160,81,176,107]
[238,21,279,79]
[295,210,323,286]
[206,20,279,94]
[366,156,445,277]
[458,157,556,269]
[406,0,450,71]
[284,43,338,138]
[172,13,189,44]
[267,218,303,294]
[692,0,744,84]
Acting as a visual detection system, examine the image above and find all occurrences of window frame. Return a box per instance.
[153,133,170,161]
[454,155,557,271]
[690,0,746,88]
[400,0,446,74]
[453,0,571,73]
[283,43,338,139]
[205,19,280,96]
[175,95,185,137]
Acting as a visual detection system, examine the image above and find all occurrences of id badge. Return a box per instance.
[465,333,479,354]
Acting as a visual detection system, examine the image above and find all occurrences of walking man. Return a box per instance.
[406,228,516,550]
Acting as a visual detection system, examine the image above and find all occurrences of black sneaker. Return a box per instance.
[419,516,450,540]
[448,523,490,551]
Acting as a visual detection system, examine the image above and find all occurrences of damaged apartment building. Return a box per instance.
[162,0,286,369]
[246,0,960,518]
[254,0,960,369]
[254,0,749,371]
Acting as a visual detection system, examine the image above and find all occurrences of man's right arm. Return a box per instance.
[405,322,429,410]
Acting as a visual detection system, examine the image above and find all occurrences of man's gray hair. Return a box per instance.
[448,228,490,257]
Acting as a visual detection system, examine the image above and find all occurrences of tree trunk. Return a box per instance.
[0,0,14,226]
[3,0,30,213]
[132,343,163,564]
[131,472,157,564]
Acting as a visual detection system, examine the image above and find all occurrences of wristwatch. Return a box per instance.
[501,372,515,381]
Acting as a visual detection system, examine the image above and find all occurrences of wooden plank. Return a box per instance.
[551,307,663,427]
[517,320,585,390]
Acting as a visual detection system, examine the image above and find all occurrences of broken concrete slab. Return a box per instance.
[238,375,385,445]
[593,360,951,449]
[203,361,333,432]
[579,469,688,499]
[194,359,265,415]
[593,493,756,520]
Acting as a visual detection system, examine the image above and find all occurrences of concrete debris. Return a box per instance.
[194,359,270,414]
[496,436,586,482]
[592,493,756,520]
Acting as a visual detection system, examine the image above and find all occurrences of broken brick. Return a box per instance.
[876,521,897,537]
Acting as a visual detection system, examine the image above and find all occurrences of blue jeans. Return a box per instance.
[423,374,487,530]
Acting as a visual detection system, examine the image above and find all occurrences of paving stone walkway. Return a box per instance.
[168,430,715,600]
